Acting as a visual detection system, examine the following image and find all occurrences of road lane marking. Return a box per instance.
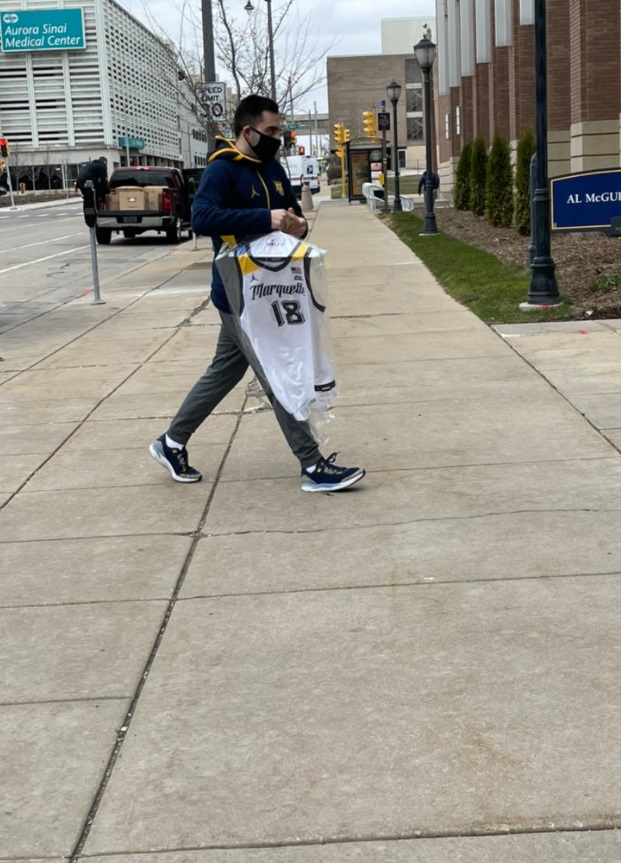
[0,232,83,253]
[0,245,89,275]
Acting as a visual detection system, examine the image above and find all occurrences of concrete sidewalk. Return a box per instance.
[2,201,621,863]
[0,193,82,211]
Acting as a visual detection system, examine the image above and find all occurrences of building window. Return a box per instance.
[445,113,451,139]
[404,58,422,84]
[406,88,423,113]
[455,106,461,136]
[406,117,423,142]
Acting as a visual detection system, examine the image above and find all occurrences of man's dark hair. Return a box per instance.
[234,94,279,136]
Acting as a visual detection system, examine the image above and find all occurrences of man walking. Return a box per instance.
[76,156,109,208]
[149,94,365,493]
[418,169,440,199]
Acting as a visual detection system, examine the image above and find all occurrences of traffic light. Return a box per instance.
[362,110,378,139]
[0,158,4,172]
[298,145,305,155]
[290,130,297,152]
[333,123,345,145]
[0,138,9,158]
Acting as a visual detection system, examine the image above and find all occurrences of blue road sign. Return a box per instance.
[118,136,146,150]
[0,8,85,52]
[377,111,390,132]
[551,168,621,235]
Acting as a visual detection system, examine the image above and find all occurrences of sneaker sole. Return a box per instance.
[149,443,202,483]
[300,468,365,493]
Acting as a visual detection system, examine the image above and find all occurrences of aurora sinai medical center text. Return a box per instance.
[2,23,81,49]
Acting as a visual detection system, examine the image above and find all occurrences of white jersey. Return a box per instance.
[217,234,336,422]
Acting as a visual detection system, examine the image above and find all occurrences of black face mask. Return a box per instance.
[248,127,281,162]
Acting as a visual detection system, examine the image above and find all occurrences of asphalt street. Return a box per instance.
[0,200,194,332]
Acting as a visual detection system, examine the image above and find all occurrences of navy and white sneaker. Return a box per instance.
[301,452,365,493]
[149,435,202,483]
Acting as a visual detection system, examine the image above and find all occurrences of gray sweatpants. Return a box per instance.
[167,311,321,469]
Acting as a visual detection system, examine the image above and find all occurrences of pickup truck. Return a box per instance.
[95,166,204,245]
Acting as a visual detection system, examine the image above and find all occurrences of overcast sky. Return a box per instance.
[116,0,435,112]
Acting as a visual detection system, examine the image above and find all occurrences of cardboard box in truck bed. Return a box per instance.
[144,185,168,211]
[106,189,121,210]
[114,187,145,210]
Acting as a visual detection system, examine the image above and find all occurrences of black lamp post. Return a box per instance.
[414,32,438,235]
[245,0,276,102]
[386,80,402,212]
[524,0,559,306]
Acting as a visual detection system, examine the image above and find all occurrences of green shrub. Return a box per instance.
[454,141,473,210]
[486,135,513,227]
[514,128,536,236]
[470,137,488,216]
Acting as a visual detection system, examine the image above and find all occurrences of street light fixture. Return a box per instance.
[414,30,438,235]
[244,0,276,102]
[386,79,402,212]
[522,0,559,307]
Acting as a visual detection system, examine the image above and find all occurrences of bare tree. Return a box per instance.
[39,147,61,190]
[3,143,33,191]
[139,0,336,124]
[214,0,336,112]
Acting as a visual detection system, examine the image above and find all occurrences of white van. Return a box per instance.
[282,155,320,198]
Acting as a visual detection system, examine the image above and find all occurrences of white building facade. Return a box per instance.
[0,0,209,187]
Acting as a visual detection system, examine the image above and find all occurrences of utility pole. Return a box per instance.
[314,101,319,156]
[201,0,217,150]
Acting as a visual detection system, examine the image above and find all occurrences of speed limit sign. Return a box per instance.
[204,82,226,120]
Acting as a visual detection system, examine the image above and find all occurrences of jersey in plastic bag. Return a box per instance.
[216,232,337,424]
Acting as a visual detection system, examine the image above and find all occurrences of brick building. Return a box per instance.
[327,19,436,171]
[327,53,434,171]
[436,0,621,189]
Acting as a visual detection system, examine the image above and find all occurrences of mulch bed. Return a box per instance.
[417,203,621,319]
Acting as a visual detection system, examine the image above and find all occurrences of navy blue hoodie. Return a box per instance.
[192,137,307,312]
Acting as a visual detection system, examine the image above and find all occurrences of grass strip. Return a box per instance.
[385,211,573,324]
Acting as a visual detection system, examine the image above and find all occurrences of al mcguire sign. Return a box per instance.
[0,9,86,53]
[551,168,621,236]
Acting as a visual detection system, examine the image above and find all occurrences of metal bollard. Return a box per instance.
[300,181,314,212]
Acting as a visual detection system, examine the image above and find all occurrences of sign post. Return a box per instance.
[83,181,104,305]
[4,157,16,209]
[378,104,390,212]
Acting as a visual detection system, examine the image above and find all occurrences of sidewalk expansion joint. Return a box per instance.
[75,822,621,857]
[0,329,182,513]
[174,567,621,603]
[0,695,128,708]
[67,394,250,863]
[196,505,621,539]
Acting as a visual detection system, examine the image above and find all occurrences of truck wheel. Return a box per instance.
[96,228,112,245]
[166,219,181,244]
